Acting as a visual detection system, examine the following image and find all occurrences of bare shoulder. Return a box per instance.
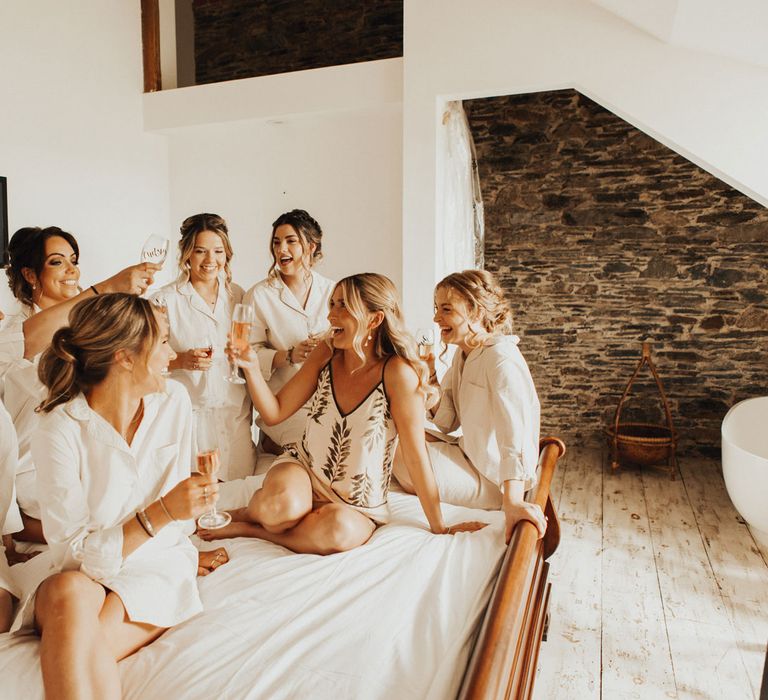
[383,355,419,395]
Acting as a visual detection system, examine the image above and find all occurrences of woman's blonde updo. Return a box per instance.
[37,293,161,413]
[178,213,234,287]
[333,273,437,407]
[437,269,513,337]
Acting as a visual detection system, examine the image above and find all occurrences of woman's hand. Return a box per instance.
[173,348,213,372]
[437,521,487,535]
[163,474,219,521]
[5,547,40,566]
[504,500,547,544]
[290,337,318,364]
[225,334,258,370]
[197,547,229,576]
[424,352,437,380]
[98,262,162,296]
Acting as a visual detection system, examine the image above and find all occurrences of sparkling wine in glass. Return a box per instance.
[199,333,215,406]
[140,235,169,266]
[196,408,230,530]
[417,328,435,359]
[226,303,254,384]
[152,298,171,375]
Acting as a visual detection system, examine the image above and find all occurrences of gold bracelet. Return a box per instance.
[159,496,177,522]
[136,508,156,537]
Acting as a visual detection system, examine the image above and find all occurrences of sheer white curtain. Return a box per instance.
[438,101,485,279]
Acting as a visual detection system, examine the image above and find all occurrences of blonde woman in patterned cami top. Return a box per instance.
[200,273,486,554]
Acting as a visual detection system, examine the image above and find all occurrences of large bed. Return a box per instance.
[0,439,563,699]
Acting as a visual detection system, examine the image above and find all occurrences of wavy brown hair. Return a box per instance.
[267,209,323,280]
[37,294,161,413]
[6,226,80,307]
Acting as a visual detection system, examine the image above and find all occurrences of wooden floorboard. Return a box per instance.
[602,462,677,699]
[535,446,602,700]
[534,447,768,700]
[677,457,768,698]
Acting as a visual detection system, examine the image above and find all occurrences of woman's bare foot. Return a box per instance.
[228,508,251,523]
[198,521,261,541]
[197,547,229,576]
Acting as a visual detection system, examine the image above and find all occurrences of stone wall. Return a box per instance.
[192,0,402,85]
[463,90,768,455]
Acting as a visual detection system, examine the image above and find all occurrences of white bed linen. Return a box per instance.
[0,484,506,700]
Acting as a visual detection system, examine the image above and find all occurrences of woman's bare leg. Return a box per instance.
[35,571,163,700]
[241,503,376,555]
[199,461,313,540]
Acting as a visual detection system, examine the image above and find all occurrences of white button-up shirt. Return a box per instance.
[243,270,335,446]
[432,335,540,489]
[153,276,256,480]
[0,400,22,595]
[26,381,202,628]
[0,401,22,537]
[0,306,46,518]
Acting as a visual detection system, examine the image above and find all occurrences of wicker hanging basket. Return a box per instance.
[606,341,678,474]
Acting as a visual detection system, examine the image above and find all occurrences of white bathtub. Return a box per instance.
[722,396,768,548]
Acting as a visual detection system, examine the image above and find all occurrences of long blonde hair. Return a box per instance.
[37,294,161,413]
[333,273,436,406]
[178,213,234,289]
[436,269,513,354]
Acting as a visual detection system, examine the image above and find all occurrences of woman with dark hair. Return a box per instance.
[242,209,335,454]
[152,213,256,480]
[0,226,160,548]
[13,293,225,699]
[200,273,485,554]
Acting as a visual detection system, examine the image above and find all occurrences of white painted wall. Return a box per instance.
[402,0,768,326]
[0,1,169,313]
[164,105,403,293]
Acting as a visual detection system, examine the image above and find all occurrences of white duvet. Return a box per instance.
[0,486,505,700]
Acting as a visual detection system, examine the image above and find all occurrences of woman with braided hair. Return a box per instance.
[14,293,226,700]
[392,269,546,545]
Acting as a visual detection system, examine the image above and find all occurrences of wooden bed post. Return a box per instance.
[141,0,161,92]
[459,437,566,700]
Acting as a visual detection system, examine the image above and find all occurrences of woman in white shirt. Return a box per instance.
[0,226,160,546]
[393,269,547,544]
[243,209,334,452]
[25,293,221,700]
[153,213,256,480]
[0,400,21,632]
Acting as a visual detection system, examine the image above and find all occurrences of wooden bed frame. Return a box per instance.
[459,437,565,700]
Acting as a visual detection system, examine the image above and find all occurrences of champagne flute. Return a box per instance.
[140,235,169,266]
[198,332,215,407]
[416,327,435,359]
[151,298,171,375]
[195,408,230,529]
[226,303,254,384]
